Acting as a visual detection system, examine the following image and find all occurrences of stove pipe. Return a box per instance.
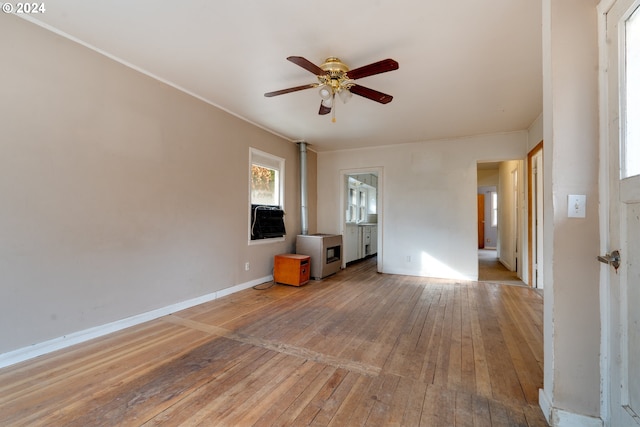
[298,141,309,235]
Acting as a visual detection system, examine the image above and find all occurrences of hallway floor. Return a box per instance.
[478,249,526,286]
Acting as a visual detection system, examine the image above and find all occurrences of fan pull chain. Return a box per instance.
[332,94,336,123]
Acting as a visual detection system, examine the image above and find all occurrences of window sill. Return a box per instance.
[248,236,285,246]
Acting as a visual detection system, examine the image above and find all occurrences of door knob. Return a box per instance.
[597,250,621,270]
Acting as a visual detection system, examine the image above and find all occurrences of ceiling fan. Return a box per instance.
[264,56,399,121]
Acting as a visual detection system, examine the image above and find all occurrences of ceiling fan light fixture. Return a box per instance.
[265,55,398,121]
[319,85,333,101]
[338,89,352,104]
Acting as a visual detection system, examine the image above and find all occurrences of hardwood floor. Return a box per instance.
[0,257,547,426]
[477,249,524,286]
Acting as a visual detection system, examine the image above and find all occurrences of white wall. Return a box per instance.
[0,16,314,356]
[477,169,499,187]
[317,132,527,281]
[540,0,602,424]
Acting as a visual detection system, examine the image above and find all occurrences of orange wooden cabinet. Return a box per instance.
[274,254,311,286]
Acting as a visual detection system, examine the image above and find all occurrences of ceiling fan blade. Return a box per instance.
[350,84,393,104]
[346,58,399,80]
[287,56,328,76]
[319,102,331,115]
[264,83,316,97]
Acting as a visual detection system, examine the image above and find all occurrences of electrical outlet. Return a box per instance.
[244,262,250,271]
[406,255,411,262]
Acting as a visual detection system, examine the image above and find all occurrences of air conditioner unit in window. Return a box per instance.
[251,205,286,239]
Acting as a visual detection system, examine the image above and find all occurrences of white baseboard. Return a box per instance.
[539,388,603,427]
[539,388,553,422]
[0,275,273,369]
[499,258,514,271]
[553,409,603,427]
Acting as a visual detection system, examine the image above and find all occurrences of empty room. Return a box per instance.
[1,1,637,426]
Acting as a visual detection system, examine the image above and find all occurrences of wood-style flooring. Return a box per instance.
[0,257,547,426]
[477,249,524,286]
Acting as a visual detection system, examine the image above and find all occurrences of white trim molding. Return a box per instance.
[0,275,272,369]
[540,388,604,427]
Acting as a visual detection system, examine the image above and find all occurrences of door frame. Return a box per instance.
[339,167,383,272]
[598,0,614,420]
[511,166,519,273]
[527,141,543,288]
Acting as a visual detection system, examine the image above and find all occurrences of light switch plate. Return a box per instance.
[568,194,586,218]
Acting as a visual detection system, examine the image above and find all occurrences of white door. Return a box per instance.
[603,0,640,425]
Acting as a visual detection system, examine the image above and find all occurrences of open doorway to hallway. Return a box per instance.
[477,160,525,285]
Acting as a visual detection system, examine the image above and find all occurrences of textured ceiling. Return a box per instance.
[21,0,542,152]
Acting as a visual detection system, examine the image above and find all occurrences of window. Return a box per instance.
[250,148,285,241]
[359,189,367,222]
[624,5,640,177]
[251,148,283,206]
[346,176,375,223]
[490,191,498,227]
[348,185,357,222]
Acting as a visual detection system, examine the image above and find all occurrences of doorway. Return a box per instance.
[341,169,382,272]
[477,160,524,284]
